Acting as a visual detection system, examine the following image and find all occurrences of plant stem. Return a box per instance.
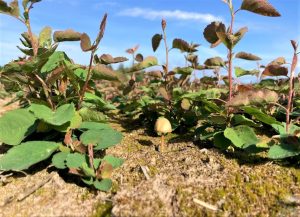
[228,6,235,101]
[25,3,38,57]
[88,144,95,173]
[77,50,95,109]
[162,22,169,81]
[286,41,298,133]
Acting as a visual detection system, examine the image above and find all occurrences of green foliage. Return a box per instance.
[224,125,259,149]
[0,109,36,145]
[29,103,75,126]
[0,141,60,170]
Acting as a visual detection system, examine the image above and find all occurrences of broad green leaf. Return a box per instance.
[213,132,231,150]
[224,125,259,148]
[66,153,87,168]
[52,152,68,169]
[79,122,112,131]
[80,130,103,146]
[39,26,52,47]
[0,109,36,146]
[53,111,82,132]
[102,155,124,169]
[271,123,300,135]
[0,141,59,171]
[243,106,280,125]
[268,143,300,159]
[79,107,107,123]
[74,68,88,80]
[29,103,75,126]
[235,67,260,77]
[241,0,281,17]
[152,34,163,52]
[41,51,71,74]
[83,93,116,110]
[93,178,112,191]
[232,114,261,127]
[235,52,262,61]
[80,129,122,150]
[53,29,81,42]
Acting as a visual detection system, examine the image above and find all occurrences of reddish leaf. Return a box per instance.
[203,22,226,45]
[235,52,262,61]
[80,33,95,52]
[262,65,288,77]
[241,0,281,17]
[53,29,81,42]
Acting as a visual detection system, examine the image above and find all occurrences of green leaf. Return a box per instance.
[66,153,87,168]
[0,141,59,171]
[80,129,122,150]
[39,26,52,47]
[41,51,71,74]
[102,155,124,169]
[81,162,95,177]
[268,143,300,159]
[241,0,281,17]
[52,152,68,169]
[93,178,112,191]
[235,67,260,77]
[53,111,82,132]
[213,132,231,150]
[224,125,259,148]
[0,109,36,146]
[80,130,103,146]
[152,34,163,52]
[232,114,261,127]
[243,106,280,125]
[79,122,112,131]
[271,123,300,135]
[83,93,116,110]
[79,107,107,123]
[53,29,81,42]
[29,103,75,126]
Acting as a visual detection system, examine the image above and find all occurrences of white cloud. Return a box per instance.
[118,7,223,23]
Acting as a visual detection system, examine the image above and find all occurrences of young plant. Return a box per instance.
[0,0,124,191]
[203,0,281,101]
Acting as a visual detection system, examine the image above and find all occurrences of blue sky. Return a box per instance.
[0,0,299,80]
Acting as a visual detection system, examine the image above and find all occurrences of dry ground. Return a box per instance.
[0,98,300,217]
